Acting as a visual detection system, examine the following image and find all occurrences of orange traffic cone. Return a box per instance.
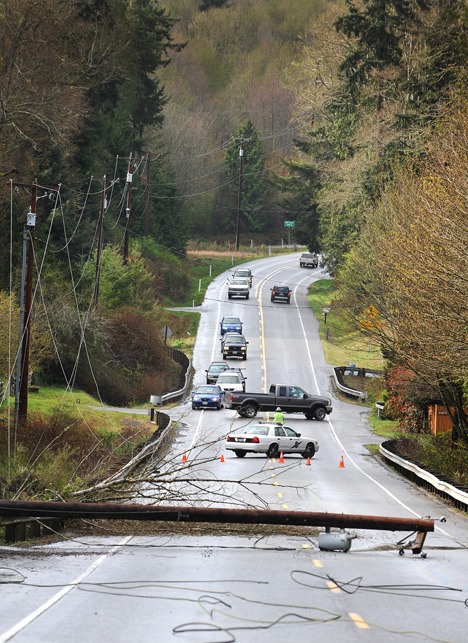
[305,456,311,466]
[220,454,225,463]
[279,452,285,463]
[339,455,345,468]
[181,451,187,462]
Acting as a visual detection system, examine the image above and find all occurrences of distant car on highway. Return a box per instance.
[221,333,249,359]
[299,253,319,268]
[220,316,243,335]
[225,422,319,458]
[271,285,291,304]
[233,267,253,287]
[228,277,250,299]
[191,384,225,410]
[205,361,230,384]
[216,370,246,394]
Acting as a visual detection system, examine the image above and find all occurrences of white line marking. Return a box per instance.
[0,536,133,642]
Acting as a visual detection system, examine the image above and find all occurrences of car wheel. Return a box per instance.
[234,450,246,458]
[246,293,249,299]
[287,298,290,304]
[192,405,198,410]
[241,403,257,418]
[314,406,327,421]
[267,443,279,458]
[242,354,247,360]
[302,443,316,458]
[228,294,232,299]
[304,411,314,420]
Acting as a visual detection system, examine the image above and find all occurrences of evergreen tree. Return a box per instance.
[223,120,270,235]
[270,158,322,252]
[335,0,429,93]
[77,0,182,175]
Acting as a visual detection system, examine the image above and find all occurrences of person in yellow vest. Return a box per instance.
[274,406,284,424]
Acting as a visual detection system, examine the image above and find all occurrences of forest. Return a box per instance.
[0,0,467,444]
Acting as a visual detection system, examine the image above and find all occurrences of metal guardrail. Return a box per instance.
[380,441,468,512]
[332,366,367,400]
[332,366,384,401]
[150,347,193,407]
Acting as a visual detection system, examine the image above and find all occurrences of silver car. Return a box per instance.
[225,422,319,458]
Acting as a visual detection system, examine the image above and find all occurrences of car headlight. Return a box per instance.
[241,346,246,351]
[193,395,200,401]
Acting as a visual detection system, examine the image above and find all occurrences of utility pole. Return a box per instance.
[123,153,133,265]
[11,181,58,426]
[17,183,37,425]
[93,175,106,307]
[235,142,244,251]
[144,154,151,237]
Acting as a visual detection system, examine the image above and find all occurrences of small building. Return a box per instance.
[427,404,453,435]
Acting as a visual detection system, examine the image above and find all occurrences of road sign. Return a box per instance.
[284,220,295,227]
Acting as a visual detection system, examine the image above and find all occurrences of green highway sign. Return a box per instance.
[283,220,295,227]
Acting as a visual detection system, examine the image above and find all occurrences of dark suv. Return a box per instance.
[221,333,249,360]
[271,285,291,304]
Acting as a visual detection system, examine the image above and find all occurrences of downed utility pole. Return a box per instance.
[0,500,434,553]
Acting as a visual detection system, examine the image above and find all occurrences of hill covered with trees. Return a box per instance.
[0,0,466,443]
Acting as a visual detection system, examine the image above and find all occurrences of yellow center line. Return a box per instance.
[348,613,369,629]
[282,503,288,509]
[312,560,323,568]
[326,580,341,593]
[277,492,283,498]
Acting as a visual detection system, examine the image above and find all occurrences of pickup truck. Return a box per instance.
[228,277,250,299]
[299,253,319,268]
[227,384,333,420]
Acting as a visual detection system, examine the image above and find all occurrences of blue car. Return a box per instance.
[191,384,225,410]
[220,316,243,335]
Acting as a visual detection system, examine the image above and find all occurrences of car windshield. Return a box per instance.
[225,336,244,344]
[222,317,240,324]
[196,386,219,394]
[231,278,248,285]
[210,364,227,373]
[218,375,239,383]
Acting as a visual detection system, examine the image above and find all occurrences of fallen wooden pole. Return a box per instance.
[0,500,434,533]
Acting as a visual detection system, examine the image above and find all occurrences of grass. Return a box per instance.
[1,386,152,434]
[308,280,384,370]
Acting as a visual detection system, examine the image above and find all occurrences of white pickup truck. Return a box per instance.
[299,253,319,268]
[227,277,250,299]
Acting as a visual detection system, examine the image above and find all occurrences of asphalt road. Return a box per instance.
[1,253,467,643]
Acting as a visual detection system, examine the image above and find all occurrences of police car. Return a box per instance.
[225,422,319,458]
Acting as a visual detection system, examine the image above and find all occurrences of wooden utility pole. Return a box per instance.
[93,175,106,307]
[235,142,244,251]
[123,153,133,265]
[10,181,58,425]
[17,183,37,424]
[144,154,151,237]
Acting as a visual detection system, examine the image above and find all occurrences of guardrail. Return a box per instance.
[332,366,384,401]
[150,347,192,406]
[380,440,468,513]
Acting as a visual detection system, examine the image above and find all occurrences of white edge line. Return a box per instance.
[0,536,133,642]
